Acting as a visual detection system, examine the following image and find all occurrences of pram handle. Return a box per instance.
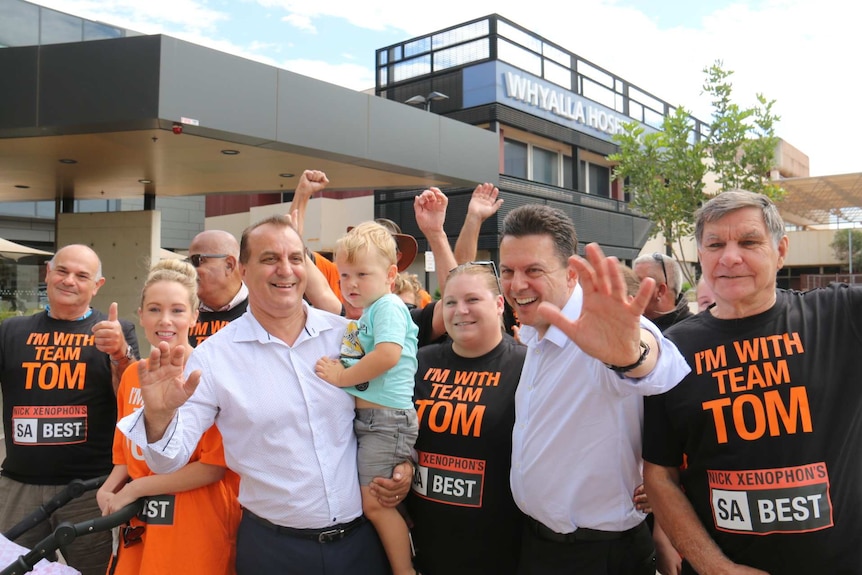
[0,499,143,575]
[3,476,108,543]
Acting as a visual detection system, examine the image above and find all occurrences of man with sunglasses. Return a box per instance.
[633,252,693,332]
[186,230,248,347]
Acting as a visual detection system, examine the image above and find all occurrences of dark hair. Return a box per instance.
[239,215,301,264]
[501,205,578,265]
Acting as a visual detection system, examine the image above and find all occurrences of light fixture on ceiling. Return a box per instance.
[279,173,295,178]
[221,149,240,155]
[14,185,30,189]
[58,158,77,164]
[138,179,153,184]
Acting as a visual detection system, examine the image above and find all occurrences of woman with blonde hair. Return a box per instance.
[97,258,239,575]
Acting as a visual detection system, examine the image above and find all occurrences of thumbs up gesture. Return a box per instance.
[93,302,129,361]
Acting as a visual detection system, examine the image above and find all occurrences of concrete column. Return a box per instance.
[57,210,162,352]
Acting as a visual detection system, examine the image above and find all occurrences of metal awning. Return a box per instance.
[776,173,862,227]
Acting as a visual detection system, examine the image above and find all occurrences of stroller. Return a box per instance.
[0,476,143,575]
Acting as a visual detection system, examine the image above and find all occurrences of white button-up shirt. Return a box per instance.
[119,303,361,529]
[510,284,690,533]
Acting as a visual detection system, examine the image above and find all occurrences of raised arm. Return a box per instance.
[286,169,329,237]
[454,182,503,264]
[414,187,457,290]
[536,242,658,378]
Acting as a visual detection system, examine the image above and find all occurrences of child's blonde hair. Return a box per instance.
[336,221,397,266]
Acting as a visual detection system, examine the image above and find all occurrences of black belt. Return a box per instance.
[244,509,366,543]
[527,516,646,543]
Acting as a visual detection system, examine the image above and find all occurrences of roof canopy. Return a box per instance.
[777,173,862,227]
[0,35,498,203]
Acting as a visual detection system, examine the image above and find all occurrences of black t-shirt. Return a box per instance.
[644,286,862,573]
[407,335,526,575]
[0,310,138,484]
[188,298,249,348]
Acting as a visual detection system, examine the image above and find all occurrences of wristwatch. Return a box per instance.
[604,340,650,373]
[110,344,135,366]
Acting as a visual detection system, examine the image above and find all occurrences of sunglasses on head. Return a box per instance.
[449,260,503,296]
[186,253,228,268]
[651,252,668,285]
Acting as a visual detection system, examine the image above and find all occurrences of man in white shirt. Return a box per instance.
[499,204,690,575]
[120,215,412,575]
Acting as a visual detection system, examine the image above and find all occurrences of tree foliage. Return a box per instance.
[610,61,785,283]
[830,229,862,272]
[703,61,784,201]
[609,107,706,262]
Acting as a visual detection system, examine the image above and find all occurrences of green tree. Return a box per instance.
[703,61,784,200]
[611,61,786,285]
[830,229,862,273]
[610,107,707,283]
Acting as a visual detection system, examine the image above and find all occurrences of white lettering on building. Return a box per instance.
[504,71,625,136]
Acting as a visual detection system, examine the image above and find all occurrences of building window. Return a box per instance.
[503,140,528,179]
[588,163,610,197]
[532,146,558,186]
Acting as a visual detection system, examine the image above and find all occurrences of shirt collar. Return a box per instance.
[200,283,248,313]
[519,284,582,349]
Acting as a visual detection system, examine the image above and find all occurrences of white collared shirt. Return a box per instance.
[199,283,249,313]
[119,303,361,529]
[509,284,690,533]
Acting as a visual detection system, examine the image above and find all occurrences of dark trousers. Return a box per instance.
[517,520,655,575]
[236,512,391,575]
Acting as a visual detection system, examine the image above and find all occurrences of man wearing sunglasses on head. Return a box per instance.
[633,252,693,332]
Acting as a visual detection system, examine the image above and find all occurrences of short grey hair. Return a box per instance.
[634,253,683,298]
[695,190,785,248]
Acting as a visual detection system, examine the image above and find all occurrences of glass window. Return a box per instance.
[378,67,388,87]
[393,55,431,82]
[0,0,39,47]
[498,39,541,76]
[378,50,388,66]
[83,21,123,41]
[577,60,613,89]
[579,160,587,193]
[404,37,431,58]
[532,147,558,186]
[589,164,610,197]
[582,77,615,108]
[497,20,542,53]
[503,140,528,179]
[544,59,571,90]
[433,38,489,71]
[542,43,570,67]
[40,7,82,45]
[432,19,489,50]
[563,157,573,189]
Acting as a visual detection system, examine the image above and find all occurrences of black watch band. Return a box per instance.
[604,340,650,373]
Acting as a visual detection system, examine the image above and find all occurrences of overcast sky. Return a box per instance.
[30,0,857,177]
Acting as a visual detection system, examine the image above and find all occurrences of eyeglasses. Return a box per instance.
[122,524,145,548]
[651,253,668,285]
[449,260,503,296]
[186,254,228,268]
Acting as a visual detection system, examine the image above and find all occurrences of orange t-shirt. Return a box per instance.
[110,362,240,575]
